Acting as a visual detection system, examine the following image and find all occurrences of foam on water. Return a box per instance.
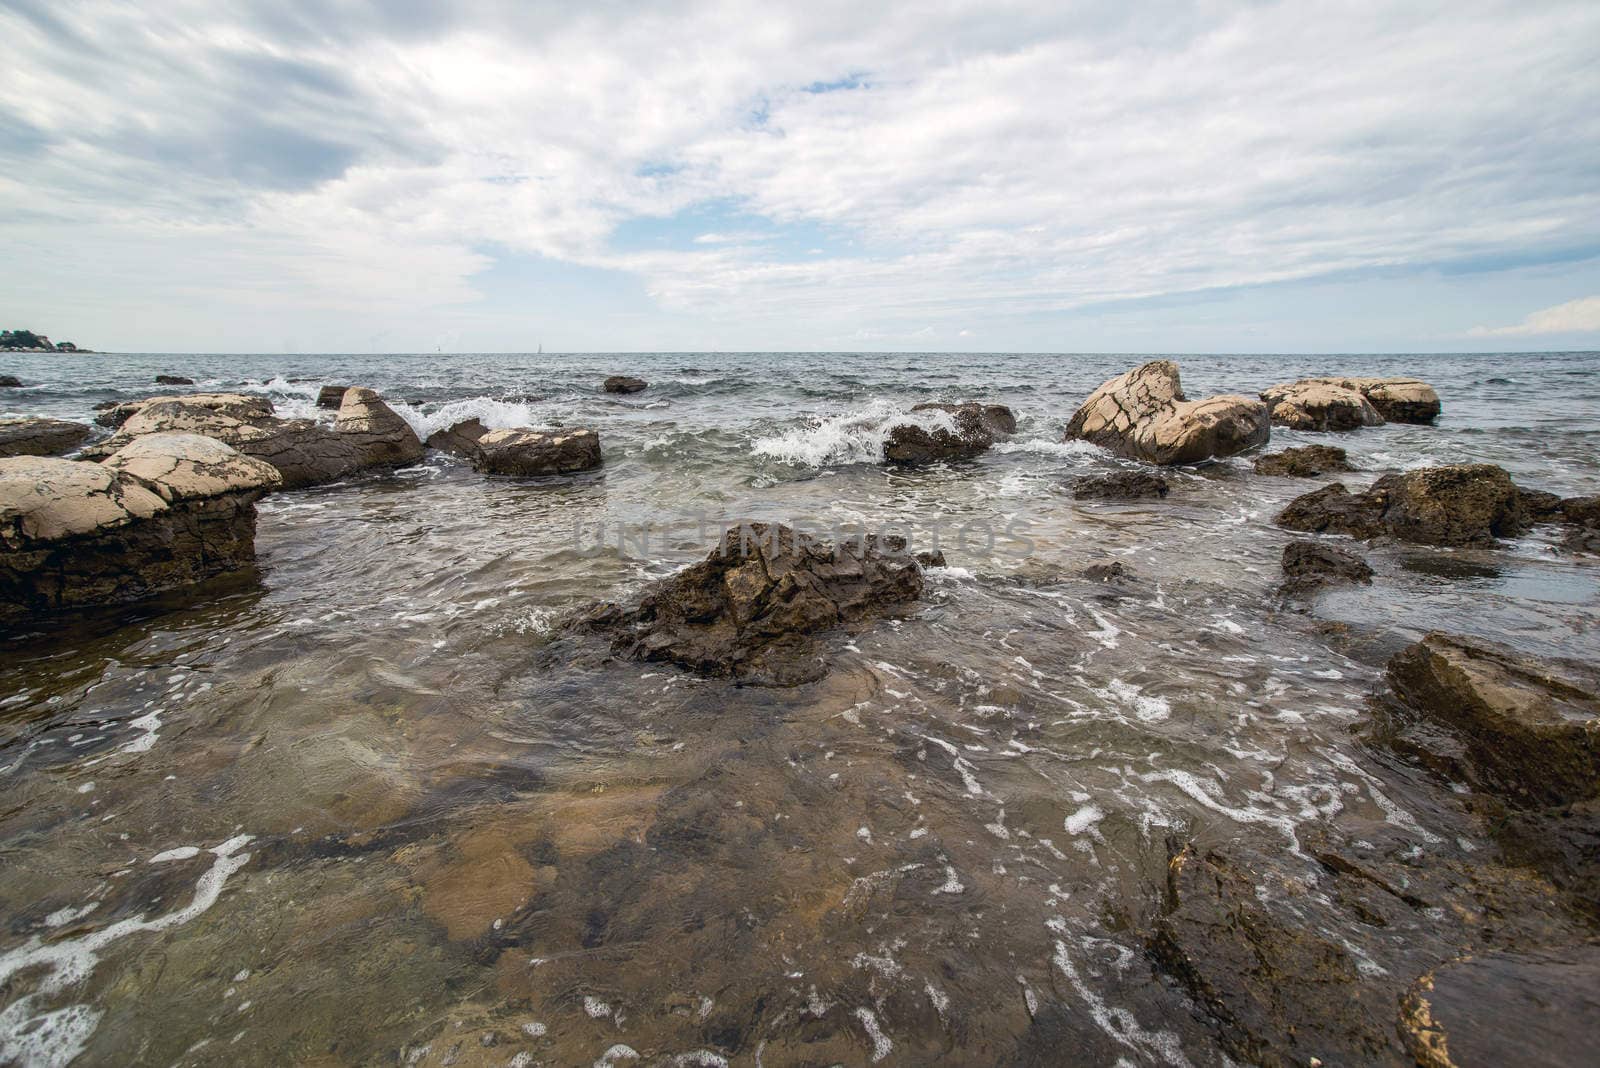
[389,396,552,441]
[750,400,960,467]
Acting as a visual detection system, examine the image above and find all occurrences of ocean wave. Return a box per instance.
[388,396,552,440]
[750,400,960,467]
[991,439,1102,460]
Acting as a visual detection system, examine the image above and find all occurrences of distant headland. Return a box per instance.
[1,329,95,353]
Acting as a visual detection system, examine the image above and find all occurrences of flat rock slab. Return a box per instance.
[1064,360,1269,465]
[0,417,93,458]
[884,402,1015,464]
[473,427,601,476]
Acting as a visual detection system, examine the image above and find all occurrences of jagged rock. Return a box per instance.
[316,385,351,409]
[1064,360,1269,464]
[425,418,489,458]
[154,374,194,386]
[1386,633,1600,807]
[473,427,601,476]
[0,444,276,629]
[94,401,142,428]
[0,375,21,388]
[1260,380,1385,431]
[882,402,1016,464]
[1254,445,1355,478]
[333,387,424,468]
[1071,470,1169,500]
[0,417,93,458]
[574,522,925,686]
[602,375,648,394]
[1277,464,1530,547]
[1279,538,1373,599]
[1400,946,1600,1068]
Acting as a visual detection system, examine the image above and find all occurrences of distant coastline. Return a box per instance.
[0,329,95,353]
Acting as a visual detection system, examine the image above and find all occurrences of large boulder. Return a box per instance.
[1260,380,1385,431]
[602,375,647,394]
[0,417,93,458]
[1271,376,1441,424]
[0,440,278,629]
[1064,360,1269,464]
[574,522,926,686]
[473,427,601,476]
[90,392,274,434]
[333,387,424,468]
[425,418,489,458]
[1386,633,1600,807]
[884,402,1016,464]
[1254,444,1354,478]
[1277,464,1530,547]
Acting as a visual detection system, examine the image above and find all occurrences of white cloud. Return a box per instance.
[1469,296,1600,337]
[1,1,1598,348]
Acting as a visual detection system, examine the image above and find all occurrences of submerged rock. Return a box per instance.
[425,418,489,458]
[0,439,278,628]
[575,522,926,686]
[1071,470,1169,500]
[1277,464,1531,547]
[1386,633,1600,807]
[1279,538,1373,599]
[1260,380,1385,431]
[473,427,601,476]
[153,374,194,386]
[1063,360,1269,464]
[334,387,425,468]
[0,375,22,387]
[1400,946,1600,1068]
[316,384,351,409]
[0,417,93,458]
[883,402,1015,464]
[1254,444,1354,478]
[602,375,648,394]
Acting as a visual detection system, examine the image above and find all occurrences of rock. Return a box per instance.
[333,387,424,468]
[881,402,1017,464]
[1277,464,1530,547]
[316,385,351,409]
[90,392,275,437]
[425,418,489,458]
[0,444,275,629]
[1279,538,1373,599]
[0,417,93,458]
[575,522,926,686]
[0,375,21,387]
[1356,377,1442,424]
[1254,445,1355,478]
[154,374,194,386]
[473,427,602,476]
[1082,561,1130,582]
[1071,470,1169,500]
[1260,380,1385,431]
[1558,496,1600,553]
[1386,633,1600,807]
[94,401,143,428]
[1063,360,1269,464]
[1400,946,1600,1068]
[602,375,648,394]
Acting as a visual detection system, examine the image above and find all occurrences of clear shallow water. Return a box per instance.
[1,351,1597,1065]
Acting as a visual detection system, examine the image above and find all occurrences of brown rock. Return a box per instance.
[1280,538,1373,599]
[1254,445,1355,477]
[333,387,424,468]
[576,522,926,686]
[1260,380,1385,431]
[425,418,489,458]
[1064,360,1269,464]
[1273,376,1441,424]
[0,417,93,458]
[473,427,601,476]
[154,374,194,386]
[602,375,648,394]
[1071,470,1169,499]
[316,384,351,409]
[884,402,1016,464]
[0,375,22,387]
[1277,464,1530,547]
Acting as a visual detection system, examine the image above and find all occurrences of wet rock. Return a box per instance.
[1277,464,1530,547]
[0,374,22,387]
[0,417,93,458]
[1268,375,1441,425]
[884,402,1015,464]
[333,387,425,468]
[425,418,489,458]
[1071,470,1169,500]
[1386,632,1600,807]
[473,427,602,476]
[1355,377,1443,424]
[316,384,351,409]
[1063,360,1269,465]
[153,374,194,386]
[1400,946,1600,1068]
[0,442,276,628]
[1254,445,1354,478]
[1081,560,1130,582]
[577,522,926,686]
[93,400,143,428]
[603,375,647,394]
[1279,538,1373,599]
[1558,495,1600,553]
[1260,380,1385,431]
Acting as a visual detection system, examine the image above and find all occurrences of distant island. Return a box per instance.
[1,329,94,353]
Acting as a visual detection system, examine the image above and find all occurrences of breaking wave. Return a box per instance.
[750,400,960,467]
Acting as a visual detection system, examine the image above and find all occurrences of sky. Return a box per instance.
[2,0,1599,354]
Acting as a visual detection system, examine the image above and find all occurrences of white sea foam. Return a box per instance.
[992,438,1102,459]
[389,396,551,441]
[750,400,959,467]
[1064,804,1105,835]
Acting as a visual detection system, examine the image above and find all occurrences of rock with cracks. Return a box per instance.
[473,427,601,476]
[575,522,927,686]
[1063,360,1269,465]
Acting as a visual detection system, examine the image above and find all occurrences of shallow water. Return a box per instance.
[1,350,1597,1065]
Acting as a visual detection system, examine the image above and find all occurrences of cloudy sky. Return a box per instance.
[3,1,1598,353]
